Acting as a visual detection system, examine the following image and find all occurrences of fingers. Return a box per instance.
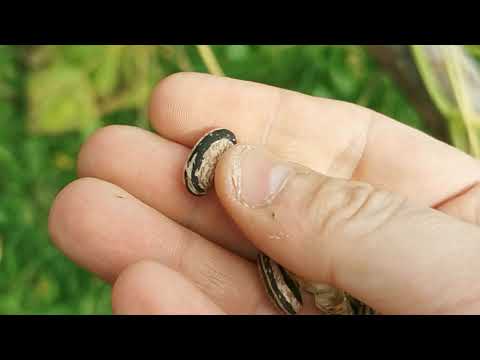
[149,72,480,208]
[215,145,480,314]
[48,177,290,314]
[77,124,255,259]
[112,260,319,315]
[112,260,226,315]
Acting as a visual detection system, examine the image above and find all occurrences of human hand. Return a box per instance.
[49,72,480,314]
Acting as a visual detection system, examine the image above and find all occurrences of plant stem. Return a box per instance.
[410,45,469,152]
[443,46,480,158]
[175,46,194,72]
[196,45,224,76]
[365,45,448,142]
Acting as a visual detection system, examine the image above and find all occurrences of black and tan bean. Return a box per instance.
[183,128,237,196]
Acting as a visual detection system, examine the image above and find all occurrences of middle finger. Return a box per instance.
[77,124,256,260]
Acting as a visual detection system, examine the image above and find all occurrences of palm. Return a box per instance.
[49,73,480,314]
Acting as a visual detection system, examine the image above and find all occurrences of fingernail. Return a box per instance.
[232,145,294,207]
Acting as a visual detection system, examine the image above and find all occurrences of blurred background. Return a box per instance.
[0,45,479,314]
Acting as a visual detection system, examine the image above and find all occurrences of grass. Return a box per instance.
[0,45,425,314]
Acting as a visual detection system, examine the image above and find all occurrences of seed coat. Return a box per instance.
[257,252,303,315]
[184,128,237,196]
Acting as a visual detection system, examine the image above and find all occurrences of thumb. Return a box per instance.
[215,145,480,314]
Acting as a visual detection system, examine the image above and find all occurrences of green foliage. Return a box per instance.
[0,45,425,314]
[27,65,99,134]
[0,45,20,99]
[24,45,174,136]
[465,45,480,60]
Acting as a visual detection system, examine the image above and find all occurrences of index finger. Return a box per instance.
[149,72,480,207]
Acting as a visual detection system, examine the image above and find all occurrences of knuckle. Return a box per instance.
[303,177,406,241]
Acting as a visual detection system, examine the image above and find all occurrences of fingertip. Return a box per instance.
[214,144,242,202]
[77,124,127,178]
[111,260,158,315]
[112,260,226,315]
[48,177,99,251]
[214,144,260,214]
[149,72,217,143]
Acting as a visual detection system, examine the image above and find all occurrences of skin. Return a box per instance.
[48,72,480,315]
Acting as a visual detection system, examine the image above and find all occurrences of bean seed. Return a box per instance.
[257,252,303,315]
[183,128,237,196]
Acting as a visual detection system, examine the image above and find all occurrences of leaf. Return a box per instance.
[27,65,99,134]
[312,85,333,99]
[465,45,480,61]
[32,273,60,305]
[0,45,19,98]
[226,45,251,62]
[329,68,358,99]
[411,45,480,155]
[327,47,360,100]
[91,45,124,97]
[0,145,16,174]
[411,46,469,152]
[0,235,3,266]
[96,46,156,115]
[61,45,105,68]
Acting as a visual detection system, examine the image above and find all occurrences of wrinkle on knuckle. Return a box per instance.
[303,177,406,244]
[194,260,230,299]
[298,177,408,285]
[171,229,194,275]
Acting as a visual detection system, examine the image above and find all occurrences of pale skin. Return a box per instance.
[48,72,480,314]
